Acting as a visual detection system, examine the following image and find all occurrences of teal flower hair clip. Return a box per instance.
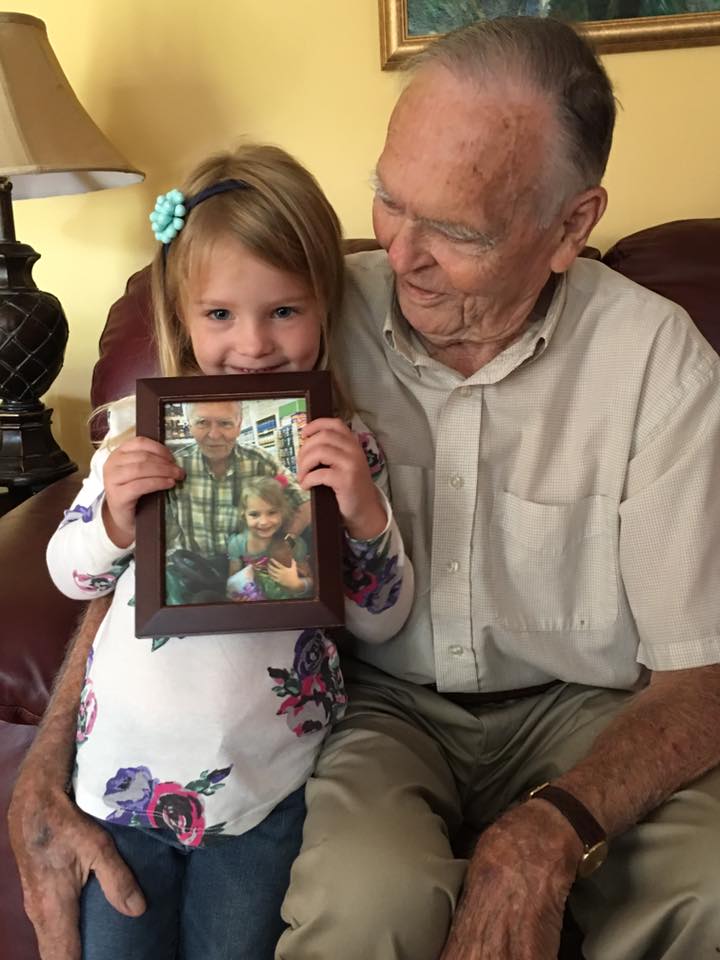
[149,179,250,255]
[149,189,187,244]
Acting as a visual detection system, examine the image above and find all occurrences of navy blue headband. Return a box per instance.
[149,178,250,258]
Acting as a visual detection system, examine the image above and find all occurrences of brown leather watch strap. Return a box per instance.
[528,783,608,876]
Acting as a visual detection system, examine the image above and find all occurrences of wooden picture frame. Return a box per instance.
[135,371,344,638]
[379,0,720,68]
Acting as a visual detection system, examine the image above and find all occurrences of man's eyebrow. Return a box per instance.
[369,170,395,204]
[371,168,499,248]
[421,217,500,248]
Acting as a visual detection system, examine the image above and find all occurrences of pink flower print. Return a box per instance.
[146,782,206,847]
[76,678,97,744]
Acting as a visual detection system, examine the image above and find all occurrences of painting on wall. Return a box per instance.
[379,0,720,67]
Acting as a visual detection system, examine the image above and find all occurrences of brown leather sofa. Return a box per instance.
[1,220,718,959]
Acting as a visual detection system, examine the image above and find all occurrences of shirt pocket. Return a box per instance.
[489,491,618,632]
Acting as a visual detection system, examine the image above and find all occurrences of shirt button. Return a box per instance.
[459,386,471,398]
[446,560,460,573]
[449,474,464,489]
[449,645,464,656]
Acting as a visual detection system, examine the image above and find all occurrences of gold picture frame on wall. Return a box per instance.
[379,0,720,69]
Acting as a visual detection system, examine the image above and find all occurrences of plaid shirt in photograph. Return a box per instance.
[166,442,307,558]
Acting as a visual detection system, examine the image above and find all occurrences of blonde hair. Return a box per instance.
[151,142,350,414]
[238,476,294,533]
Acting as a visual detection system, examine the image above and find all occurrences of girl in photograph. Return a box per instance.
[226,475,314,602]
[46,143,414,960]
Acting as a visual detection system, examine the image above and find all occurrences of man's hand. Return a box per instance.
[441,800,580,960]
[7,597,144,960]
[8,777,145,960]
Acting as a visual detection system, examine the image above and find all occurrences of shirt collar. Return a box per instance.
[382,271,568,384]
[183,441,239,479]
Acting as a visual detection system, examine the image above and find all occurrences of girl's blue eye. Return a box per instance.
[272,305,296,320]
[208,308,231,321]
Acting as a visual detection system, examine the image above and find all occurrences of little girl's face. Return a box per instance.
[181,234,324,376]
[244,495,283,541]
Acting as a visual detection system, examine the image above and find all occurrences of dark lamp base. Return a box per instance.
[0,404,77,488]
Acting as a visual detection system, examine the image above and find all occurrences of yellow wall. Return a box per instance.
[9,0,720,469]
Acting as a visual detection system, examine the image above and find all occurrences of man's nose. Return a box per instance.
[386,219,433,275]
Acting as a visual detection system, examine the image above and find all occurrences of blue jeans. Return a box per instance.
[80,786,306,960]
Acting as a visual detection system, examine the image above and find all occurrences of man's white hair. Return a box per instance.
[182,400,244,424]
[408,17,616,226]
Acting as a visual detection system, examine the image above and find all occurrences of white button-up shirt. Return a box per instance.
[335,251,720,692]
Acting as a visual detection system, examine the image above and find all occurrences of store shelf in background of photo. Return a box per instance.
[277,403,307,475]
[239,425,255,446]
[164,402,191,441]
[255,414,278,458]
[277,423,297,473]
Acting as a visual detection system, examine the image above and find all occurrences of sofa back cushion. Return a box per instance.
[602,218,720,354]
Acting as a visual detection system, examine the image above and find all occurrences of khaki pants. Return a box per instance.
[277,658,720,960]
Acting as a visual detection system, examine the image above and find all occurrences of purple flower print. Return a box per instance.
[268,630,347,737]
[357,432,385,478]
[59,502,96,529]
[295,630,326,677]
[102,764,231,844]
[343,538,403,614]
[103,765,157,825]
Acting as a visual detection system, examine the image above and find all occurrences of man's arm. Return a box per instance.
[286,498,312,539]
[441,663,720,960]
[7,597,145,960]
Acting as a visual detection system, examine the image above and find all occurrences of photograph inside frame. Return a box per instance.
[161,396,315,607]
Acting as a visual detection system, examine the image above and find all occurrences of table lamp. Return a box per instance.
[0,11,144,497]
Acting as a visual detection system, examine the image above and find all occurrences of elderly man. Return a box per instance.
[9,16,720,960]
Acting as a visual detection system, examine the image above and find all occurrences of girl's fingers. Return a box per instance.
[105,453,184,487]
[115,436,177,457]
[107,464,182,488]
[297,439,362,479]
[300,468,337,491]
[108,476,177,508]
[301,417,353,440]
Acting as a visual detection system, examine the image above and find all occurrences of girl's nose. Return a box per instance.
[239,318,273,357]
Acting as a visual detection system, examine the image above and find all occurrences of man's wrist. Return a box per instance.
[526,783,608,878]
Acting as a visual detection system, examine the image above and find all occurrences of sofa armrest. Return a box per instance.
[0,475,86,725]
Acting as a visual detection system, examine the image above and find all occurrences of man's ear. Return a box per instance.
[550,186,607,273]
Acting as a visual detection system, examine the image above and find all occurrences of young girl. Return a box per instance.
[47,143,413,960]
[226,476,313,602]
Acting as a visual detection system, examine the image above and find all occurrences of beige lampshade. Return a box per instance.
[0,12,144,199]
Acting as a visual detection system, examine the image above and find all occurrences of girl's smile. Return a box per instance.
[245,495,283,542]
[181,234,324,376]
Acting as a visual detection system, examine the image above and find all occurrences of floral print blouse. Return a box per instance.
[47,400,413,847]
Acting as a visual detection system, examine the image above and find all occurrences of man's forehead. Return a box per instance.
[379,67,552,212]
[191,402,241,420]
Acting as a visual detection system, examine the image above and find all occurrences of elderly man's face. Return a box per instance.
[373,66,570,353]
[187,401,242,465]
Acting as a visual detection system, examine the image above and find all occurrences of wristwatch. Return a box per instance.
[528,782,608,878]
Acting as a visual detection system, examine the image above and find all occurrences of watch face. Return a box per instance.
[578,840,608,878]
